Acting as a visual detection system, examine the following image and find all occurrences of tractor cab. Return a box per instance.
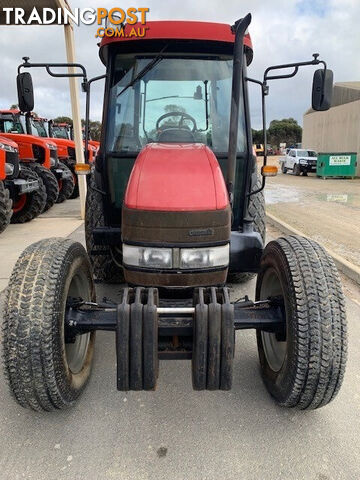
[51,122,71,140]
[93,21,261,286]
[99,22,254,228]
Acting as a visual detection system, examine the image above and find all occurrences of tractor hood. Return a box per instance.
[124,143,229,212]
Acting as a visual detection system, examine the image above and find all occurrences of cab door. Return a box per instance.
[288,149,296,169]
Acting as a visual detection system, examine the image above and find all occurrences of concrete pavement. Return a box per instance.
[0,224,359,480]
[0,198,82,291]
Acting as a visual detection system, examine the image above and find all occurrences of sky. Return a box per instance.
[0,0,359,129]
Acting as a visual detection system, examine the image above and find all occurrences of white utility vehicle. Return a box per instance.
[280,148,318,175]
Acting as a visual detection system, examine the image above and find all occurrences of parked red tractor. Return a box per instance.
[0,136,46,232]
[0,110,60,211]
[28,116,97,199]
[0,110,75,203]
[2,15,346,412]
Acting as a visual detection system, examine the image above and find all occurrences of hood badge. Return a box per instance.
[189,228,214,237]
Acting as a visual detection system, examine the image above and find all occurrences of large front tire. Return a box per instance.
[11,166,47,223]
[85,175,125,283]
[56,161,75,203]
[63,158,79,199]
[256,235,347,410]
[2,238,96,411]
[26,163,59,212]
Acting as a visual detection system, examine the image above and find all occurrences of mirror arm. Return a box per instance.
[247,54,328,197]
[19,57,88,81]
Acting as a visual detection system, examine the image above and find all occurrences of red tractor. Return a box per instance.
[2,15,346,412]
[51,122,100,154]
[0,109,59,211]
[0,110,75,203]
[28,116,97,199]
[0,136,46,232]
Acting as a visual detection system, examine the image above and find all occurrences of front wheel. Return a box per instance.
[63,158,79,199]
[256,235,347,409]
[11,166,47,223]
[26,162,59,212]
[2,238,96,411]
[293,163,301,176]
[281,163,287,174]
[56,161,75,203]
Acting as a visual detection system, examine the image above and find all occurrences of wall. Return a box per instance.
[302,99,360,176]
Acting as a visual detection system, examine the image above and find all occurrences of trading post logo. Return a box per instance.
[0,7,149,39]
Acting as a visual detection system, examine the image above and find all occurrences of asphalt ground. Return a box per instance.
[0,223,359,480]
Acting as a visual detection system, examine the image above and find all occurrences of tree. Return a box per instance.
[10,104,18,110]
[52,116,73,125]
[88,120,102,141]
[252,129,263,144]
[267,118,302,146]
[162,104,186,127]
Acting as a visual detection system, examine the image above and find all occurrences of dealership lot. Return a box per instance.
[261,156,360,267]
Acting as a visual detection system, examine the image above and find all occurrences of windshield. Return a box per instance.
[297,150,317,157]
[52,125,69,139]
[29,119,48,138]
[0,114,26,134]
[106,55,247,154]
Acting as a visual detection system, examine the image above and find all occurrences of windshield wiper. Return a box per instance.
[116,46,168,99]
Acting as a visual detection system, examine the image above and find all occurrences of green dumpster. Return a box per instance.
[317,152,357,178]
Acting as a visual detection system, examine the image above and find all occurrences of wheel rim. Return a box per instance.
[260,268,287,372]
[65,270,91,374]
[13,194,27,213]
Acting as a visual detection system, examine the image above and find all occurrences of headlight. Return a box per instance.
[123,245,173,269]
[0,142,17,153]
[5,163,14,176]
[123,244,229,270]
[46,143,57,150]
[50,157,57,166]
[180,244,229,269]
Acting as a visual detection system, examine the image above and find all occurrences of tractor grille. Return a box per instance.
[5,150,20,179]
[32,144,46,164]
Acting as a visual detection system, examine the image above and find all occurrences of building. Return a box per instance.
[302,81,360,176]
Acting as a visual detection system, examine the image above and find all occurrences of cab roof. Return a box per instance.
[99,20,253,65]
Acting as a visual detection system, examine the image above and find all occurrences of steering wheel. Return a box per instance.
[156,112,197,133]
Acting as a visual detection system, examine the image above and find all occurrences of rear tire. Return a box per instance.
[228,175,265,283]
[56,161,75,203]
[0,181,12,234]
[11,166,47,223]
[85,175,125,283]
[256,235,347,409]
[26,162,59,212]
[2,238,96,411]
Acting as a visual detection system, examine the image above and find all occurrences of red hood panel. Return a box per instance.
[124,143,229,211]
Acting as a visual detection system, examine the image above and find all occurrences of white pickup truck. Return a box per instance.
[280,148,318,176]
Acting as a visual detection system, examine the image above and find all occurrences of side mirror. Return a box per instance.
[17,72,34,112]
[193,85,203,100]
[312,68,333,111]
